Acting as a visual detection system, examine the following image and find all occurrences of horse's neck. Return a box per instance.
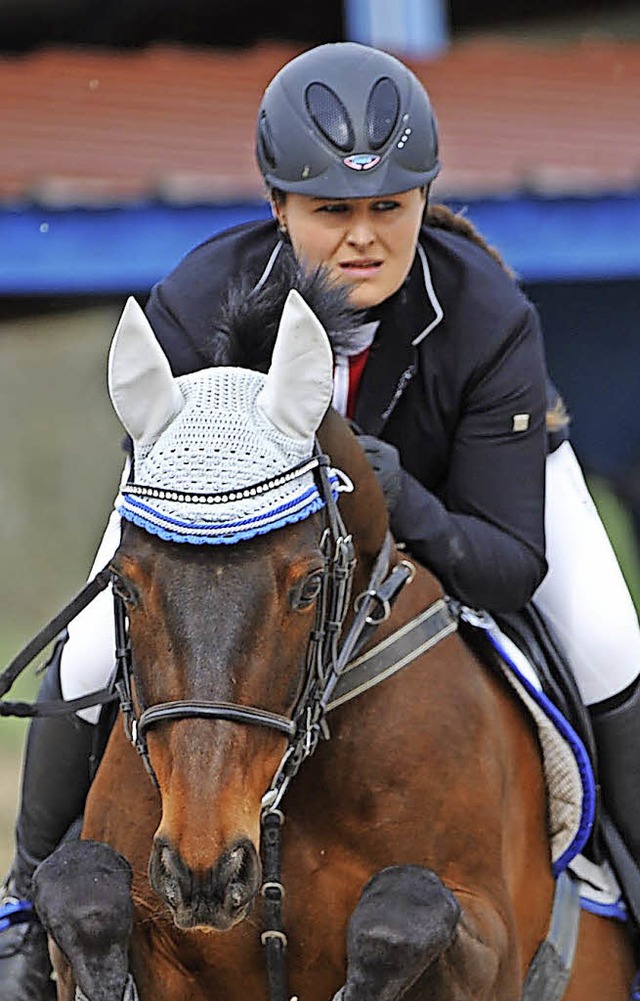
[316,410,446,612]
[317,409,388,574]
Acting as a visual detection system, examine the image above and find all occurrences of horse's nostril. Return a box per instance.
[219,840,260,914]
[219,840,255,883]
[150,836,261,929]
[228,882,248,910]
[150,839,189,911]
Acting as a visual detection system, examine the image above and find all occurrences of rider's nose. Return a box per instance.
[346,217,375,249]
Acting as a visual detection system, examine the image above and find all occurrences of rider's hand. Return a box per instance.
[357,434,403,514]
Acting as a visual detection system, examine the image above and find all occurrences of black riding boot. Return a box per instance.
[0,639,104,1001]
[590,677,640,865]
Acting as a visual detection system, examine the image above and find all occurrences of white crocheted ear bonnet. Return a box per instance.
[108,292,350,545]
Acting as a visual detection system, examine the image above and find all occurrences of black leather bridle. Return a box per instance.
[113,449,413,801]
[109,446,419,1001]
[0,445,417,1001]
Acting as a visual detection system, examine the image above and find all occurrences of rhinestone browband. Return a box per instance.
[122,455,328,506]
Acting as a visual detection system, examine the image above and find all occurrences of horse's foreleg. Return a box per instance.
[130,956,208,1001]
[32,840,135,1001]
[336,867,519,1001]
[129,928,228,1001]
[48,940,75,1000]
[408,889,519,1000]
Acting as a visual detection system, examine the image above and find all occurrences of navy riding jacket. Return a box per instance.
[145,218,557,613]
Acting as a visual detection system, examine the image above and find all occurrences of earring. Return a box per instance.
[278,222,292,245]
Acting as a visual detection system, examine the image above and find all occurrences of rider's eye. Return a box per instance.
[316,202,348,214]
[290,571,324,610]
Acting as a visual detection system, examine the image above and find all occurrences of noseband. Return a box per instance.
[113,448,410,801]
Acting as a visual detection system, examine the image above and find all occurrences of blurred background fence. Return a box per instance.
[0,303,124,866]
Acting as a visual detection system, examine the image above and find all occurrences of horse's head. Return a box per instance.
[107,290,389,931]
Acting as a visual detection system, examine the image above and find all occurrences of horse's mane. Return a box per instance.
[204,248,360,373]
[206,205,513,376]
[202,209,569,435]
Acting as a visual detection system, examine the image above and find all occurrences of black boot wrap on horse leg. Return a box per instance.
[590,676,640,866]
[0,636,111,1000]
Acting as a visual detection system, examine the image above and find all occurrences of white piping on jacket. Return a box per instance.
[253,240,284,292]
[253,238,444,347]
[412,243,444,346]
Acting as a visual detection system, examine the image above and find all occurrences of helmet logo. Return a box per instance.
[343,153,381,171]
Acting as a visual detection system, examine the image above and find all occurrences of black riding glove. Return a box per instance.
[358,434,403,514]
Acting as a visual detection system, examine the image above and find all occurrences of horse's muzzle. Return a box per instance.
[149,836,261,931]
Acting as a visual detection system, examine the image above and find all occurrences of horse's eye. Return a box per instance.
[111,573,138,608]
[291,571,324,610]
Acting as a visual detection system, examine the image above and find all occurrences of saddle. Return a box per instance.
[461,601,640,931]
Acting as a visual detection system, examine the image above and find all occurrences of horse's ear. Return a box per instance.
[258,289,334,441]
[108,297,184,446]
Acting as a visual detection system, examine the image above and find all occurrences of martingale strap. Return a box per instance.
[326,598,458,711]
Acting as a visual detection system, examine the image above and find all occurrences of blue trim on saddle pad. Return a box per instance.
[630,971,640,1000]
[579,896,627,922]
[482,628,597,876]
[0,898,35,932]
[118,475,340,546]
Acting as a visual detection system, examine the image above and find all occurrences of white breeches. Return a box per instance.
[533,441,640,705]
[59,464,128,724]
[61,443,640,722]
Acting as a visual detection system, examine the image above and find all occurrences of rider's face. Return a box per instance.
[274,188,426,309]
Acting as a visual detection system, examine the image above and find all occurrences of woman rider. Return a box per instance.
[3,41,640,997]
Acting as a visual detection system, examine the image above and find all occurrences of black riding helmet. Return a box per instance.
[256,42,440,199]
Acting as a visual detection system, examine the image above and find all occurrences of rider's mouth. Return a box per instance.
[338,259,383,277]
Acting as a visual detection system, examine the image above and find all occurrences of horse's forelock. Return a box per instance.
[204,249,361,372]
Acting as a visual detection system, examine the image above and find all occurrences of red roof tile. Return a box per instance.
[2,38,639,206]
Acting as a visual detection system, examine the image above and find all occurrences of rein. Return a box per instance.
[0,568,117,717]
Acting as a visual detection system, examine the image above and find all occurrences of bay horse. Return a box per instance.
[46,288,634,1000]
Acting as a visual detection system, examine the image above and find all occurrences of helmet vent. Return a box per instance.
[258,112,277,169]
[366,77,400,151]
[305,83,355,153]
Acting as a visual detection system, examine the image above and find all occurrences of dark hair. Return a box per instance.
[426,202,514,278]
[425,203,569,434]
